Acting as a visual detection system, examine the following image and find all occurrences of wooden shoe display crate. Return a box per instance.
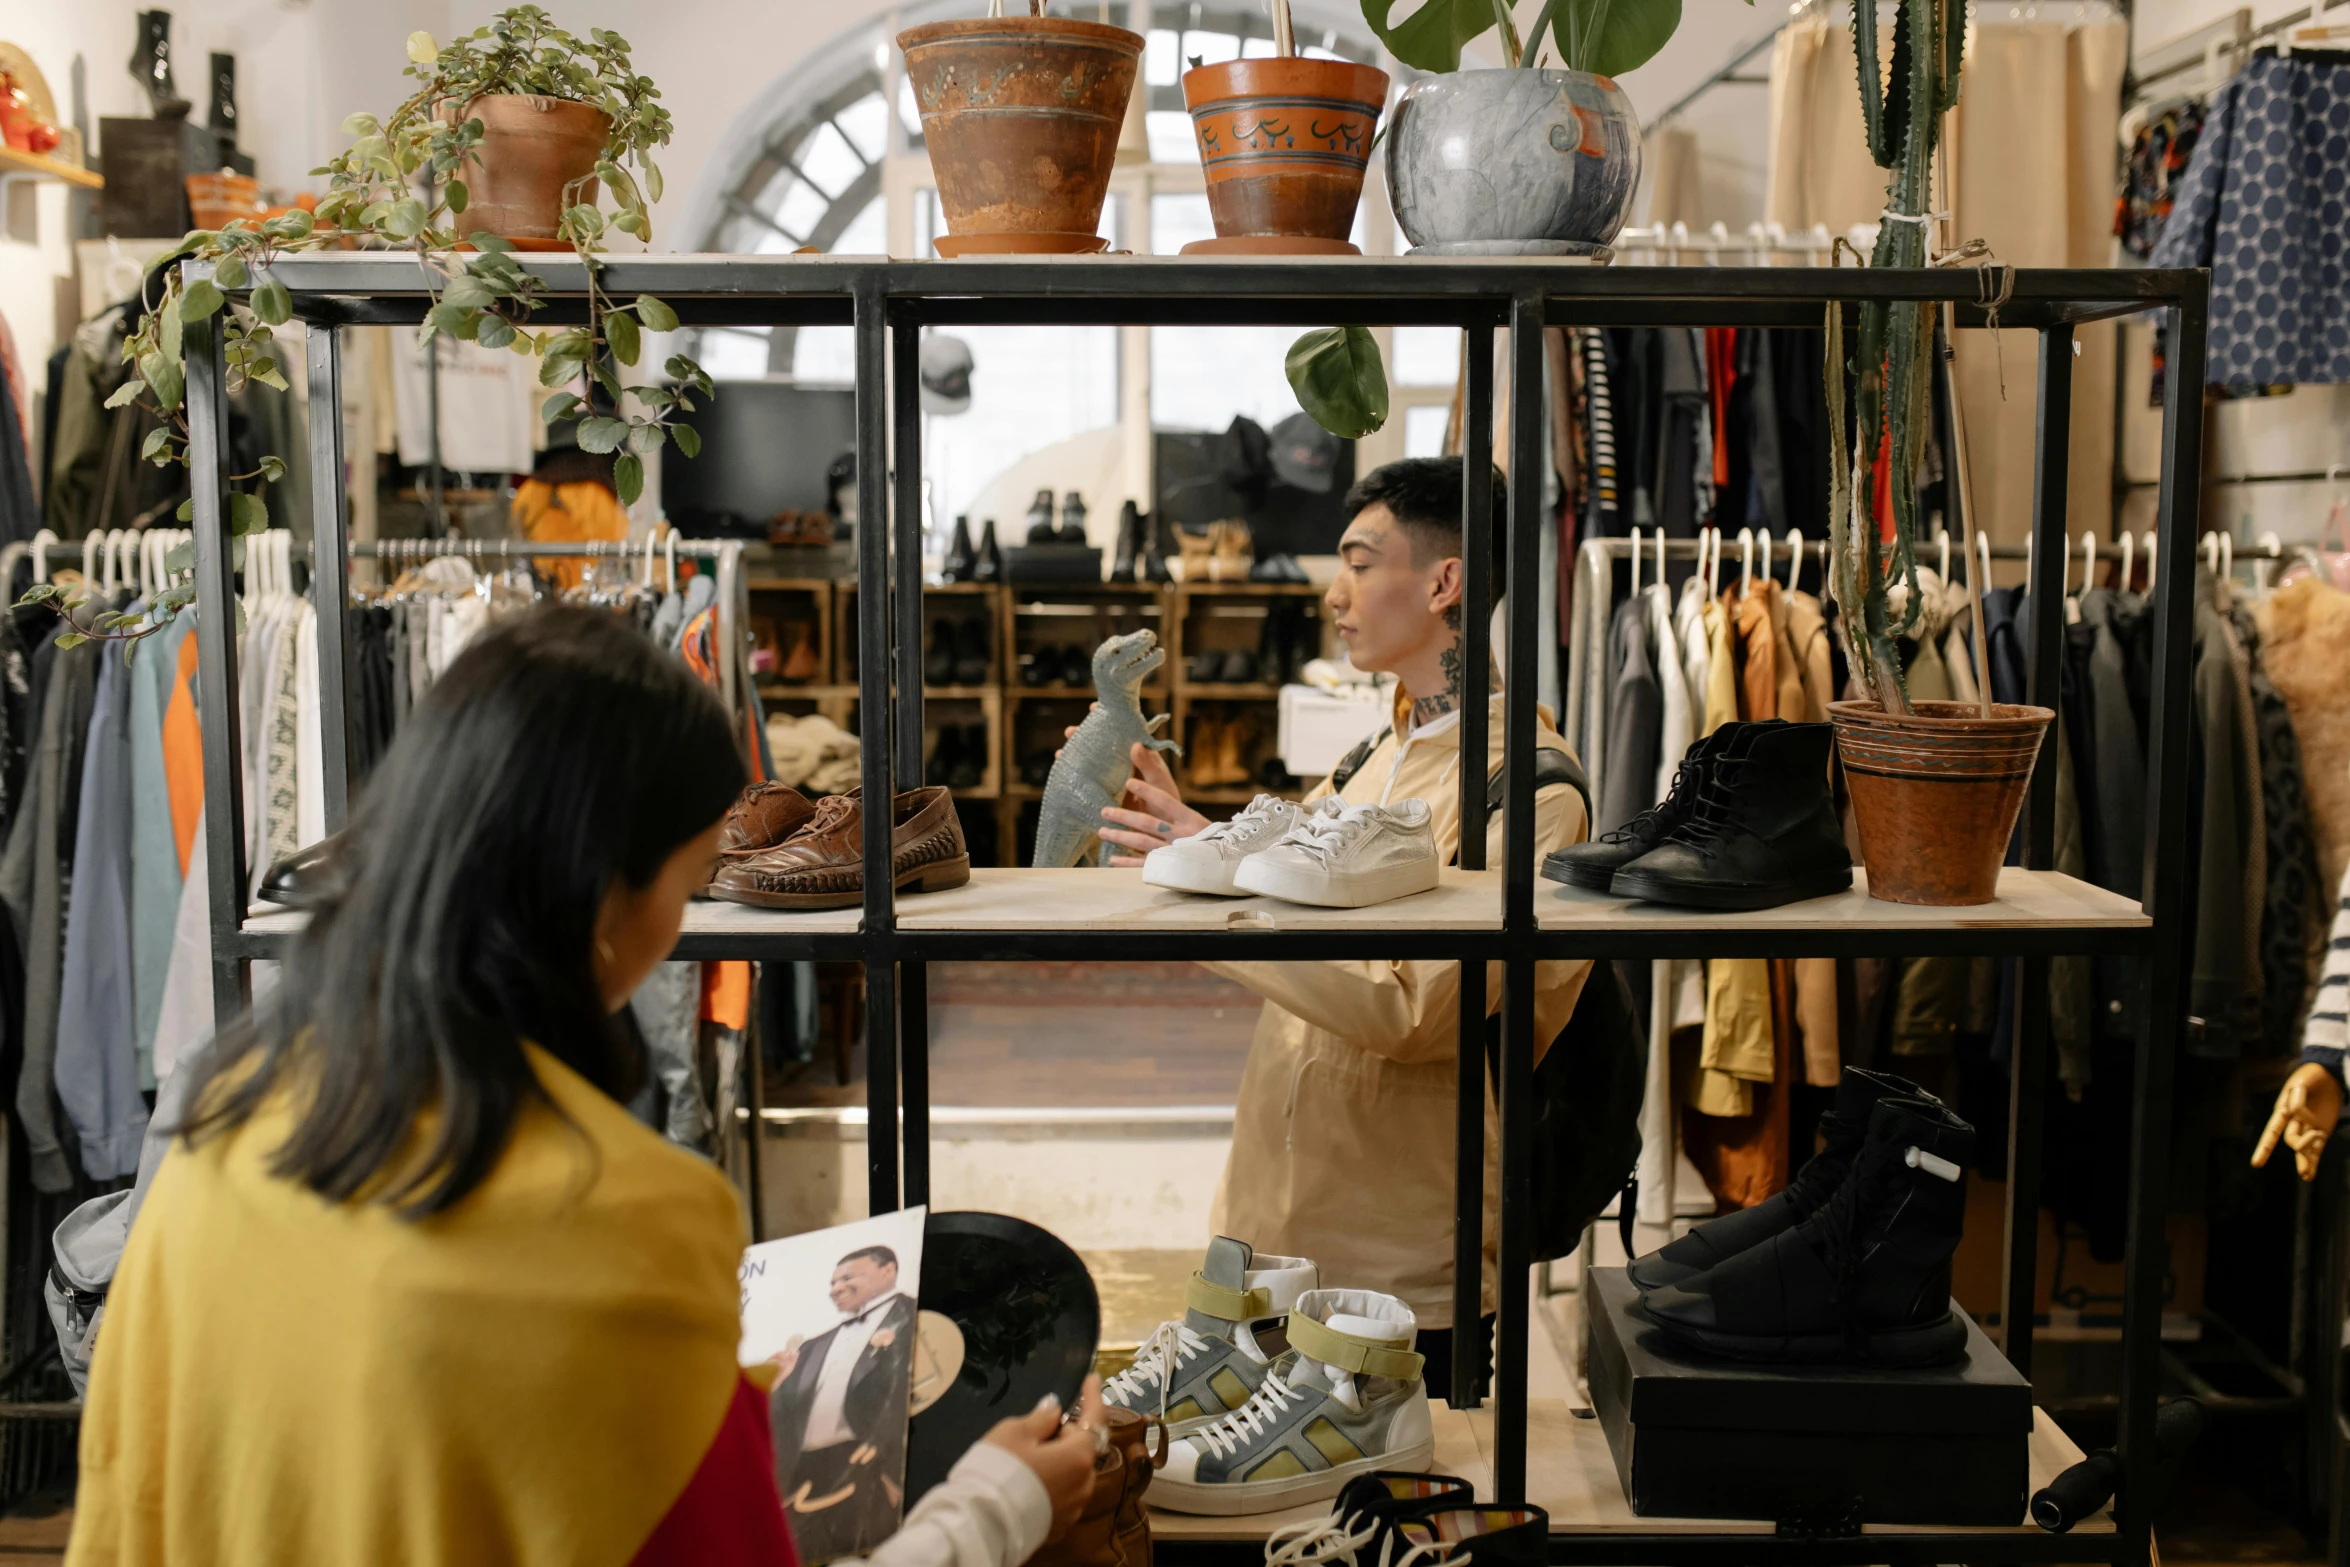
[198,253,2210,1566]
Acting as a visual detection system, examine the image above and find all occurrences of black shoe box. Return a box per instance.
[1005,544,1102,584]
[1584,1266,2031,1526]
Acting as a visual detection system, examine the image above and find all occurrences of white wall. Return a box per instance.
[2,0,440,434]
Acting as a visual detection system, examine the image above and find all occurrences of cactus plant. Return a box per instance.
[1827,0,1966,714]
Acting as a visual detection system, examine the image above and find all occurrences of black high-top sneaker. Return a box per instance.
[973,519,1004,583]
[1541,722,1764,892]
[1140,508,1173,582]
[1392,1504,1551,1567]
[1608,721,1851,909]
[1024,488,1058,544]
[1627,1066,1942,1291]
[942,515,977,582]
[1641,1097,1976,1366]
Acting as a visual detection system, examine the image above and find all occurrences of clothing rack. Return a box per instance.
[1609,223,1850,265]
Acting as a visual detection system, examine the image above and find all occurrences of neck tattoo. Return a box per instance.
[1414,603,1472,728]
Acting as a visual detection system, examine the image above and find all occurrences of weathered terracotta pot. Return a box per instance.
[458,95,608,250]
[897,17,1141,255]
[1180,57,1390,253]
[1828,699,2054,906]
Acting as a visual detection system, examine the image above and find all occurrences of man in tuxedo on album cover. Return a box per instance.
[767,1244,919,1561]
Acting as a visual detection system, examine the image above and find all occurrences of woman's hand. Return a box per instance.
[982,1375,1108,1542]
[2253,1061,2343,1182]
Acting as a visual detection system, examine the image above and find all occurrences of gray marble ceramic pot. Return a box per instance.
[1384,69,1641,254]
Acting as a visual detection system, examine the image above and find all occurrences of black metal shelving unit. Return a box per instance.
[187,251,2209,1566]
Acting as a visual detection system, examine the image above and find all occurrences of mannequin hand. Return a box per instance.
[2253,1062,2342,1182]
[1098,743,1208,866]
[983,1376,1106,1542]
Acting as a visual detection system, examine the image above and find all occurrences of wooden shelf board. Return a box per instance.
[1535,867,2148,934]
[1173,580,1323,595]
[746,578,834,593]
[1008,685,1167,701]
[1178,683,1284,699]
[244,899,864,938]
[0,147,101,189]
[894,867,1501,932]
[1151,1400,2104,1540]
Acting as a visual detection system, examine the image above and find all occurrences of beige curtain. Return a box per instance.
[1646,124,1706,229]
[1766,17,2126,549]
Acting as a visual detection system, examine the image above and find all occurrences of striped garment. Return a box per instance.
[2301,857,2350,1076]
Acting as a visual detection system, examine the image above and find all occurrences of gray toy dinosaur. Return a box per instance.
[1032,630,1179,868]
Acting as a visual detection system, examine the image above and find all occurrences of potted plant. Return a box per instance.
[1178,0,1390,255]
[1278,0,1677,437]
[898,0,1143,256]
[1820,0,2052,906]
[24,6,713,646]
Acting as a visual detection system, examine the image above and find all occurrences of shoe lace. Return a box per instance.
[1803,1138,1909,1353]
[1598,755,1705,845]
[1194,1367,1304,1459]
[1104,1319,1208,1413]
[1281,806,1375,867]
[1664,758,1750,850]
[1198,796,1283,843]
[1264,1514,1383,1567]
[1782,1106,1860,1212]
[803,793,859,834]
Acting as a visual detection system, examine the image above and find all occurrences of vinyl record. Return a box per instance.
[904,1211,1100,1505]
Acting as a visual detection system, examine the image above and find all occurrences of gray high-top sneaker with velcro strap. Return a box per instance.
[1102,1237,1317,1437]
[1151,1288,1436,1516]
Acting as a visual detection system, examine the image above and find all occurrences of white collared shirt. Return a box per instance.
[803,1293,901,1450]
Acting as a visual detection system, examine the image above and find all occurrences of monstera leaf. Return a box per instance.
[1287,327,1390,440]
[1551,0,1689,77]
[1362,0,1507,72]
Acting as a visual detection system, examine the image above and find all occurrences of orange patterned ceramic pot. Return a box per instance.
[1181,57,1390,244]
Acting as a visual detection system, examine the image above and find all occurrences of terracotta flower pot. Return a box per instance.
[1828,700,2055,906]
[1179,57,1390,254]
[897,17,1141,255]
[459,95,610,251]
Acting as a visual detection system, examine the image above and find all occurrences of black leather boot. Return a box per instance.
[207,51,237,154]
[942,514,976,582]
[1542,721,1767,892]
[1608,721,1851,909]
[130,10,191,118]
[1641,1097,1976,1366]
[952,618,989,686]
[1109,501,1140,582]
[1628,1066,1942,1291]
[973,519,1003,583]
[1140,509,1172,582]
[1024,489,1057,544]
[1058,491,1089,544]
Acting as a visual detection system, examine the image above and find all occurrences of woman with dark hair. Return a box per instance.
[66,607,1100,1567]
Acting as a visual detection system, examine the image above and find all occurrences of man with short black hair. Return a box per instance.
[1097,456,1593,1398]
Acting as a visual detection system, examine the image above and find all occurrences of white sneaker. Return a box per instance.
[1143,795,1317,896]
[1233,799,1440,909]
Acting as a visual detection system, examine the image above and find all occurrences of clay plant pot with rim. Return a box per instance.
[459,94,609,251]
[897,17,1141,256]
[1179,57,1390,254]
[1828,699,2055,906]
[1384,68,1640,255]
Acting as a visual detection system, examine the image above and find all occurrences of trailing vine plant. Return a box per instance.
[25,6,713,645]
[1824,0,1966,714]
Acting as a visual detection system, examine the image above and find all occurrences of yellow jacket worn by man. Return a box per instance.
[1202,684,1589,1332]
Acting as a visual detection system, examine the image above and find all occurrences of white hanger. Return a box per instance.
[1760,529,1778,588]
[2142,530,2158,590]
[1654,528,1668,596]
[1976,530,1993,595]
[664,530,678,595]
[639,532,656,590]
[1628,526,1644,599]
[2079,531,2097,596]
[2118,530,2134,591]
[2256,529,2282,593]
[81,532,102,593]
[29,528,56,585]
[1935,527,1951,581]
[1738,527,1755,594]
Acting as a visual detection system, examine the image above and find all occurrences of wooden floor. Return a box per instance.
[770,962,1262,1108]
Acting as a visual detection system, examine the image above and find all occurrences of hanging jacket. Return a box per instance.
[2186,571,2259,1058]
[2075,588,2148,1039]
[1203,686,1590,1329]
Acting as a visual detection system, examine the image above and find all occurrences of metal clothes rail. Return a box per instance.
[179,252,2208,1565]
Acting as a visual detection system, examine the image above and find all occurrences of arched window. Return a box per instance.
[681,2,1454,528]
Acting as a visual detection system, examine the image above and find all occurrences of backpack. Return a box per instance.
[1328,727,1647,1263]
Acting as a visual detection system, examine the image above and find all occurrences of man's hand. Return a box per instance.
[982,1375,1108,1542]
[1099,742,1211,865]
[768,1335,804,1383]
[2254,1062,2343,1182]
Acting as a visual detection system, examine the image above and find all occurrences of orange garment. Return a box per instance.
[1706,330,1736,490]
[1682,960,1798,1210]
[699,961,751,1032]
[511,479,629,590]
[162,632,204,876]
[1732,581,1781,723]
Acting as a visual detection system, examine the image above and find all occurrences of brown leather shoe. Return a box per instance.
[716,782,821,858]
[707,787,970,910]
